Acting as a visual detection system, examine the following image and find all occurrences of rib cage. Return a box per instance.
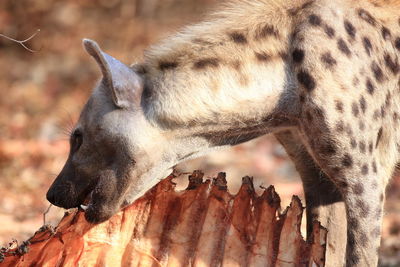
[0,171,327,267]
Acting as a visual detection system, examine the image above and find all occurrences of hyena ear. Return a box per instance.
[82,39,143,109]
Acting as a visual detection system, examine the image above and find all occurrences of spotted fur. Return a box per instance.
[137,1,400,266]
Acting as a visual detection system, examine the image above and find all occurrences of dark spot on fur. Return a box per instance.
[357,200,370,218]
[309,14,322,26]
[342,154,353,167]
[159,61,178,70]
[255,51,271,62]
[361,164,369,175]
[353,183,364,194]
[381,105,386,118]
[359,96,367,113]
[142,82,153,100]
[352,102,359,117]
[193,58,219,69]
[359,141,366,153]
[359,231,368,246]
[394,112,399,123]
[347,233,361,264]
[348,230,356,250]
[311,106,325,120]
[321,52,337,68]
[344,20,356,39]
[357,8,377,27]
[366,78,375,94]
[376,127,383,148]
[231,60,241,70]
[385,92,391,107]
[345,124,353,136]
[337,38,351,57]
[369,142,373,153]
[292,49,305,63]
[348,217,359,229]
[381,26,391,41]
[229,32,247,44]
[324,25,335,38]
[319,140,337,155]
[336,121,344,132]
[350,253,360,265]
[372,161,377,173]
[371,61,384,83]
[362,37,373,56]
[395,37,400,51]
[335,100,344,112]
[351,138,357,148]
[257,24,279,39]
[297,70,316,92]
[384,53,399,74]
[373,109,380,120]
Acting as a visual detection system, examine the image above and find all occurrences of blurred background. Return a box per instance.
[0,0,398,265]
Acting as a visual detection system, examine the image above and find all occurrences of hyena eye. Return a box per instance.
[71,130,83,152]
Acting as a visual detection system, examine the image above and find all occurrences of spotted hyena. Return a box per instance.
[46,0,400,266]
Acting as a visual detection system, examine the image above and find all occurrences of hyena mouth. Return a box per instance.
[79,191,93,211]
[77,182,97,211]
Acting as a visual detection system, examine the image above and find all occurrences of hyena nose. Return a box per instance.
[46,189,56,205]
[46,186,65,207]
[46,184,79,209]
[46,189,68,208]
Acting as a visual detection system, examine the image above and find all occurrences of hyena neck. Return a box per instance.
[140,0,303,137]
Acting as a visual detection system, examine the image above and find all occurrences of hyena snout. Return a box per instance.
[46,163,96,209]
[46,182,85,210]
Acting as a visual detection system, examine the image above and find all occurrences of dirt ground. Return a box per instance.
[0,0,399,265]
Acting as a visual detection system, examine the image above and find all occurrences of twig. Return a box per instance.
[0,29,40,52]
[43,203,52,225]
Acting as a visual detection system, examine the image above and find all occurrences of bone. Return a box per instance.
[0,171,327,266]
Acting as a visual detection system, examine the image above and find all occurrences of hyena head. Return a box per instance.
[46,40,181,223]
[47,6,295,222]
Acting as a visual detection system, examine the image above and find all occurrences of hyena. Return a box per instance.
[46,0,400,266]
